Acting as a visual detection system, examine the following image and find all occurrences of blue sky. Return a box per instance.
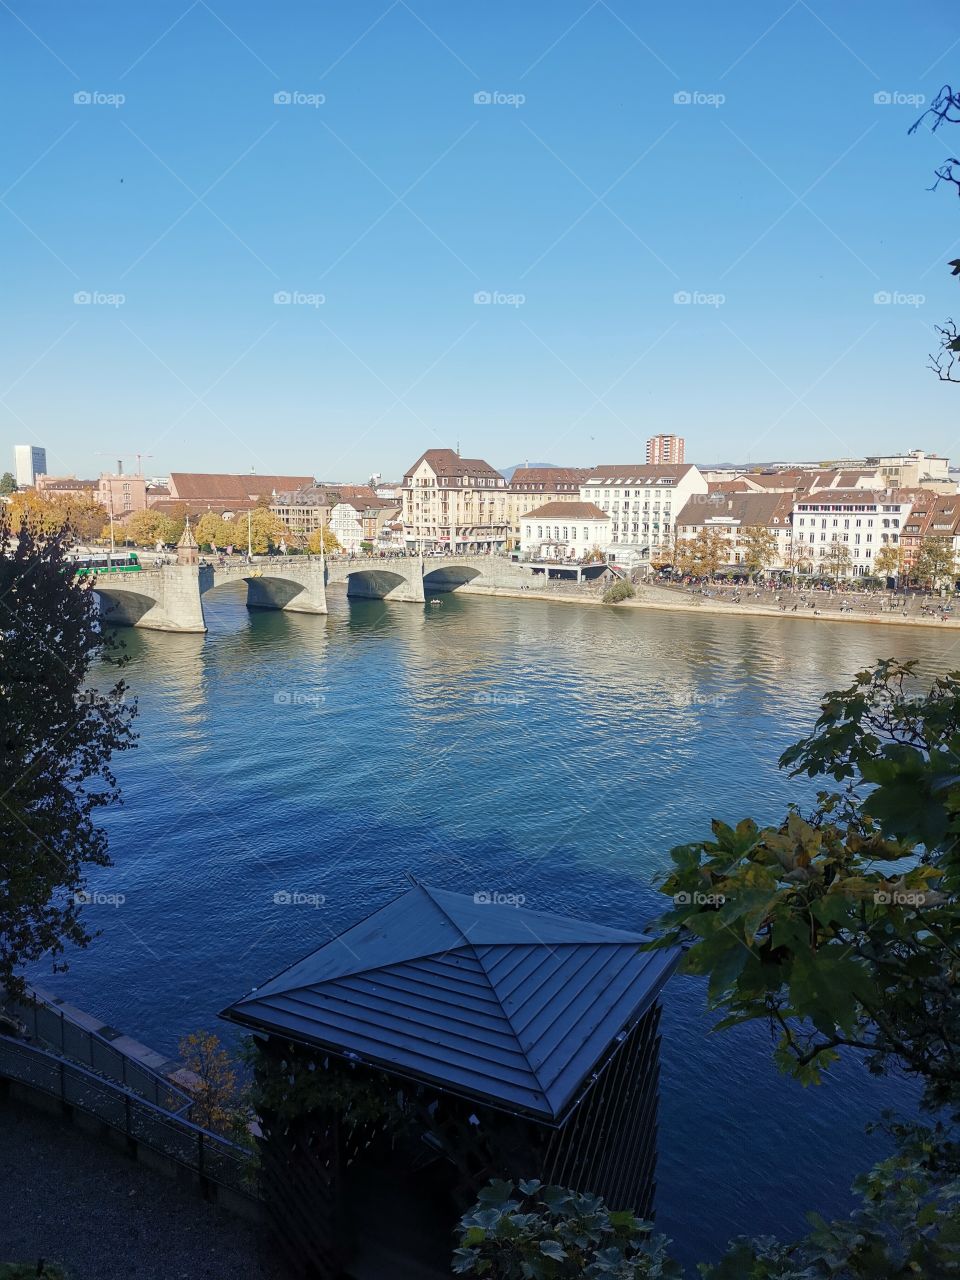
[1,1,957,480]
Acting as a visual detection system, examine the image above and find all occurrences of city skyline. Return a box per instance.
[1,2,957,479]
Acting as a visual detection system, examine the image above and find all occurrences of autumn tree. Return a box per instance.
[784,537,814,580]
[0,508,138,997]
[822,536,852,579]
[672,536,695,575]
[124,509,183,547]
[914,536,957,590]
[873,543,905,582]
[195,512,229,550]
[60,497,109,542]
[650,527,674,570]
[178,1029,250,1138]
[7,491,69,536]
[681,527,729,576]
[737,525,778,577]
[228,508,287,554]
[8,493,108,542]
[306,526,341,555]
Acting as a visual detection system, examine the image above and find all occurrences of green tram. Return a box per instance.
[71,551,142,576]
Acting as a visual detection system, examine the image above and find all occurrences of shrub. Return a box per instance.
[452,1180,679,1278]
[602,580,635,604]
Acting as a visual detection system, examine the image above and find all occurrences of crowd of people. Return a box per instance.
[654,574,958,621]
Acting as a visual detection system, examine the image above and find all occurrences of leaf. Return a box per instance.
[477,1179,515,1206]
[538,1240,567,1260]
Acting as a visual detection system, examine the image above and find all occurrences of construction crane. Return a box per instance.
[95,452,153,475]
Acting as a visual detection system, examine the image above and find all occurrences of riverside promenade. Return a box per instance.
[453,575,960,631]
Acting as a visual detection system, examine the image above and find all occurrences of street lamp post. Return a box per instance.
[247,509,253,559]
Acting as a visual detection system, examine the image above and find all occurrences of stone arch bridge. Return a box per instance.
[91,555,539,632]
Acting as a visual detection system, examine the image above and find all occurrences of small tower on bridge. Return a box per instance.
[176,518,199,566]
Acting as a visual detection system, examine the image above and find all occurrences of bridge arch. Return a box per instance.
[345,569,424,603]
[202,572,319,612]
[93,585,166,628]
[422,564,483,593]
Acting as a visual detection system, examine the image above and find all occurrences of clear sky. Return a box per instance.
[1,1,958,480]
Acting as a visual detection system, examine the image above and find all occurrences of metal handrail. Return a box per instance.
[0,1033,258,1200]
[3,989,196,1116]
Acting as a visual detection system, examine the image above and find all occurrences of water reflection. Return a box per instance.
[37,593,960,1268]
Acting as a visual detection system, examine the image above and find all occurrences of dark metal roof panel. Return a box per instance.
[221,885,678,1122]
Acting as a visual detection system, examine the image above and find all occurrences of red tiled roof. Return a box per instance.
[707,478,755,493]
[509,466,589,491]
[404,455,504,483]
[403,449,502,483]
[168,473,314,501]
[675,491,793,529]
[521,501,608,519]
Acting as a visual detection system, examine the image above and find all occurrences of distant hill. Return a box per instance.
[499,462,560,481]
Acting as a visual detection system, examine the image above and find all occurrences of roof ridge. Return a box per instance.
[418,886,558,1108]
[467,940,577,1103]
[417,882,471,945]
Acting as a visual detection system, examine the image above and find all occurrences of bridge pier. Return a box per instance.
[95,563,207,633]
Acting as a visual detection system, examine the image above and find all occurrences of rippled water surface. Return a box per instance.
[33,586,960,1265]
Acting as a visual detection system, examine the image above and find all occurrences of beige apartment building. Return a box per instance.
[505,467,589,547]
[271,486,339,536]
[402,449,510,551]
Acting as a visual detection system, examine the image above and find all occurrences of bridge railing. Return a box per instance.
[0,1033,258,1201]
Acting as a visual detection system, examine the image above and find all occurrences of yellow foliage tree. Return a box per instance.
[873,543,904,581]
[178,1029,247,1138]
[7,492,70,536]
[227,508,289,554]
[737,525,779,576]
[676,528,729,576]
[195,512,229,550]
[124,509,184,547]
[306,526,342,554]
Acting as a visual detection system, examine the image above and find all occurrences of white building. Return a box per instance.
[520,501,611,559]
[13,444,47,487]
[865,450,952,493]
[329,501,364,553]
[580,463,708,562]
[791,490,913,577]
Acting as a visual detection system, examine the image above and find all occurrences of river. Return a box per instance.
[31,584,960,1266]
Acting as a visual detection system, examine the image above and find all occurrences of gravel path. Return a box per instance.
[0,1099,282,1280]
